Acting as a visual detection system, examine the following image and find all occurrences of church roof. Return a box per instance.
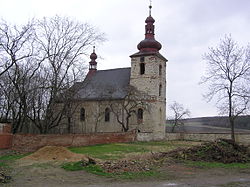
[74,67,131,100]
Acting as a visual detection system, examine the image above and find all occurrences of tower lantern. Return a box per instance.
[137,4,162,53]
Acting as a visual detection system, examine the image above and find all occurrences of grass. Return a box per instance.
[61,161,86,171]
[69,141,200,160]
[61,161,161,179]
[0,161,9,168]
[185,161,250,169]
[0,153,30,161]
[0,153,30,170]
[64,141,200,179]
[69,143,147,160]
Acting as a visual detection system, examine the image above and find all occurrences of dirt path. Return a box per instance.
[2,160,250,187]
[2,161,115,187]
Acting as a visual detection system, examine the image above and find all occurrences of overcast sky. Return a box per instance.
[1,0,250,117]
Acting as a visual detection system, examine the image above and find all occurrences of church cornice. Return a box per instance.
[130,51,168,62]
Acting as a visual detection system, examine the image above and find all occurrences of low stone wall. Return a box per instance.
[0,134,13,149]
[137,132,155,142]
[12,132,136,152]
[165,133,250,145]
[136,132,165,141]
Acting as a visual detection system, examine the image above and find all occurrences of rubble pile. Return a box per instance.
[101,160,152,173]
[159,139,250,163]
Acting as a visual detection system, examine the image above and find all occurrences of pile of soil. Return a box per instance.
[21,146,89,162]
[101,160,152,173]
[159,139,250,163]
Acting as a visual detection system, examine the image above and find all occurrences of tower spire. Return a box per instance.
[89,46,97,70]
[86,46,98,78]
[149,0,152,16]
[137,3,162,53]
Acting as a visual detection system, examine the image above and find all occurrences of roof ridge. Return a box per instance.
[97,67,131,72]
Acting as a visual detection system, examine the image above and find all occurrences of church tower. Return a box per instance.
[130,4,167,140]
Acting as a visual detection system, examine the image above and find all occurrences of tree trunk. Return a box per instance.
[124,115,130,132]
[171,119,178,132]
[228,82,235,142]
[230,117,235,142]
[67,117,71,133]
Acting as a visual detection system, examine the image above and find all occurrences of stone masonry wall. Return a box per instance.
[130,55,167,140]
[53,100,126,134]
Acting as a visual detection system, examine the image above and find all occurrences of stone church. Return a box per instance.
[56,5,167,140]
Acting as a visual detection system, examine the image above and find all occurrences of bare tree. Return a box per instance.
[0,20,35,77]
[201,35,250,141]
[110,86,149,132]
[93,102,105,133]
[0,16,105,134]
[168,101,190,132]
[0,20,40,133]
[28,16,105,133]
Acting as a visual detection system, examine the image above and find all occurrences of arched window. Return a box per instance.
[80,108,85,121]
[140,63,145,75]
[159,64,162,76]
[105,108,110,122]
[159,84,162,96]
[137,108,143,122]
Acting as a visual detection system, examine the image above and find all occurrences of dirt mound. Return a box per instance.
[160,139,250,163]
[21,146,89,162]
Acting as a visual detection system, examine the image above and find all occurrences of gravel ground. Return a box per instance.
[1,159,250,187]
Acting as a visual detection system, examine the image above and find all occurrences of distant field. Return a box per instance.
[166,115,250,133]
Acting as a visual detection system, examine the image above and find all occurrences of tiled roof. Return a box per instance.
[74,67,131,100]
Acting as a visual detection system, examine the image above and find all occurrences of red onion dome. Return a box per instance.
[137,5,162,53]
[145,16,155,23]
[137,38,162,52]
[90,52,97,61]
[89,46,97,70]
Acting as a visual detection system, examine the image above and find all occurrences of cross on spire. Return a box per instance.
[149,0,152,16]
